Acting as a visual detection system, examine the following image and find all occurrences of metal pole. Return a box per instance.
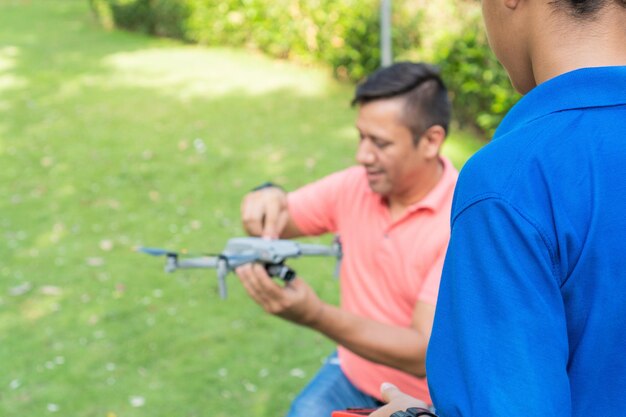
[380,0,392,67]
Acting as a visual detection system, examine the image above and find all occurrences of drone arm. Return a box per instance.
[174,256,220,269]
[296,243,339,257]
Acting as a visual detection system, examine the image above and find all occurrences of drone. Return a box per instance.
[138,237,342,299]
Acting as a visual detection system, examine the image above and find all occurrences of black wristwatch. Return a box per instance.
[390,407,438,417]
[251,181,283,192]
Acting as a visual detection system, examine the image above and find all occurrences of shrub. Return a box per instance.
[433,11,520,137]
[89,0,423,82]
[89,0,188,38]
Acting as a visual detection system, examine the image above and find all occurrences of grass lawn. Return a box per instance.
[0,1,486,416]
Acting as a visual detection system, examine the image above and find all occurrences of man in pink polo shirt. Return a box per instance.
[236,62,458,417]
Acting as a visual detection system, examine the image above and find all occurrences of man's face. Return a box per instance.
[355,97,430,198]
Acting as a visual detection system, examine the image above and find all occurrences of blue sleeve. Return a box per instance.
[426,197,571,416]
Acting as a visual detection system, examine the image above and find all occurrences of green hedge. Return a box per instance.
[89,0,411,81]
[89,0,519,138]
[432,12,521,137]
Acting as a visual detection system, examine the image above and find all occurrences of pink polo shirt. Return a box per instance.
[287,156,457,404]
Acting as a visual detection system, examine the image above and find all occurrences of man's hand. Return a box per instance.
[241,187,289,239]
[235,263,325,326]
[369,383,430,417]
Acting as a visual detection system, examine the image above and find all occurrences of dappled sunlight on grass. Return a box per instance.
[0,73,27,90]
[34,222,68,249]
[20,292,64,322]
[102,47,333,101]
[0,45,21,72]
[0,285,64,328]
[0,125,7,155]
[48,74,99,102]
[0,45,27,115]
[249,145,288,177]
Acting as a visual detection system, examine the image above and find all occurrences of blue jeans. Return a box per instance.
[286,352,383,417]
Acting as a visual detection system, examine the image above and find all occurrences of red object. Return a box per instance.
[332,408,378,417]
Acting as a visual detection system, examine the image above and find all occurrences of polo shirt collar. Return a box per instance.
[495,66,626,139]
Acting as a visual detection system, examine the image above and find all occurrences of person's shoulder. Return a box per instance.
[453,138,515,207]
[334,165,367,180]
[316,165,368,189]
[452,121,547,216]
[293,166,370,206]
[453,110,587,219]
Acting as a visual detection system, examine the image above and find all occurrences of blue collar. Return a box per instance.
[494,66,626,139]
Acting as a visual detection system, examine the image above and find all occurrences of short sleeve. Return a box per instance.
[426,197,572,416]
[417,245,447,305]
[287,169,351,236]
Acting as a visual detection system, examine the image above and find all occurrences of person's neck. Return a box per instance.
[387,158,444,222]
[531,8,626,86]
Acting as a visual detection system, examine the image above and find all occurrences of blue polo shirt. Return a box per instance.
[427,66,626,417]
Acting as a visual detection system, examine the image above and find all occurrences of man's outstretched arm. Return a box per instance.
[236,263,434,377]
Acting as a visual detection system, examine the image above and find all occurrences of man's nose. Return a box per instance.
[356,140,376,165]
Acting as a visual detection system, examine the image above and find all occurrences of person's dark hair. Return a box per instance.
[352,61,451,145]
[551,0,626,17]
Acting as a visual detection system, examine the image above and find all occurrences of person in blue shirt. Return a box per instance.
[370,0,626,416]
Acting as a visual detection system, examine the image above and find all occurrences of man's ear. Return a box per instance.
[419,125,446,159]
[504,0,521,10]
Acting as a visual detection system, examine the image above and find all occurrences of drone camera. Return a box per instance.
[265,264,296,281]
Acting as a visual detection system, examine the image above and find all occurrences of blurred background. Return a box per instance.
[0,1,513,416]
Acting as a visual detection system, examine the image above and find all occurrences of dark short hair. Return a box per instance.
[352,61,451,145]
[551,0,626,16]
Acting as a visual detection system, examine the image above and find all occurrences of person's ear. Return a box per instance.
[504,0,521,10]
[418,125,446,159]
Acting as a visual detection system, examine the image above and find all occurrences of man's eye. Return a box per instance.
[374,141,390,149]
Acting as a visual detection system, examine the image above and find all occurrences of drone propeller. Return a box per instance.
[136,247,209,258]
[136,247,178,257]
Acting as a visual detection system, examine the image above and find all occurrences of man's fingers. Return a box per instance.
[368,383,429,417]
[236,264,269,304]
[241,190,288,239]
[252,264,285,297]
[261,200,284,239]
[236,264,285,309]
[380,382,401,403]
[241,203,262,236]
[235,264,258,295]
